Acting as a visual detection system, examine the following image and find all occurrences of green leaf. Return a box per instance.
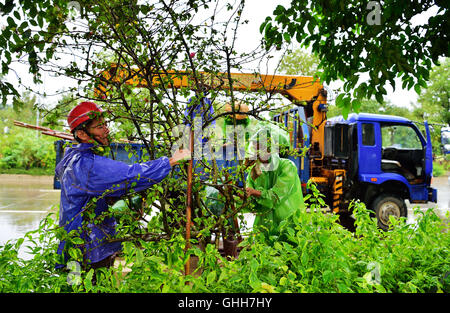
[260,17,271,33]
[351,98,361,112]
[206,271,216,285]
[323,270,333,283]
[335,93,345,107]
[342,103,350,119]
[135,248,144,266]
[283,32,291,42]
[301,247,309,266]
[45,48,52,60]
[273,5,286,15]
[337,282,351,292]
[7,16,16,27]
[15,237,24,249]
[37,14,43,28]
[217,270,227,283]
[72,237,84,245]
[307,20,315,34]
[84,269,94,291]
[2,0,15,14]
[414,83,421,95]
[375,93,384,103]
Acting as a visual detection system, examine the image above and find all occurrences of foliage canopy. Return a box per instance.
[0,198,449,293]
[260,0,449,117]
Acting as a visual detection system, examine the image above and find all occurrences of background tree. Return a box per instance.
[0,92,56,173]
[416,57,450,126]
[413,57,450,155]
[327,98,413,119]
[0,1,449,292]
[268,48,320,119]
[278,48,320,76]
[260,0,449,117]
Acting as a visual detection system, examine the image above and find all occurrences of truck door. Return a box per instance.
[424,121,433,179]
[358,122,381,176]
[380,123,426,182]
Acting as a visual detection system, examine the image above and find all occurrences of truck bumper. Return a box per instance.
[428,187,437,203]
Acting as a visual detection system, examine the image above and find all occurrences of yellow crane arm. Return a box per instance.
[95,64,323,101]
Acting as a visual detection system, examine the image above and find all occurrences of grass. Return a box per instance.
[433,158,449,177]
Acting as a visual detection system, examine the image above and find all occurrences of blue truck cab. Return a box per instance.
[328,112,436,201]
[275,108,438,230]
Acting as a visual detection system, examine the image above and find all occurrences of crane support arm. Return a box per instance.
[94,64,324,103]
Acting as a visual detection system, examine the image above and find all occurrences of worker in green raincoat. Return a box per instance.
[245,126,305,237]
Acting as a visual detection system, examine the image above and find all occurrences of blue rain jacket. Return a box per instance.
[55,143,172,267]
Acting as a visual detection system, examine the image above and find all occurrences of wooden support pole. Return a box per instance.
[13,120,75,141]
[184,128,194,276]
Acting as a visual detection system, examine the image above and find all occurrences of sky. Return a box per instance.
[3,0,442,111]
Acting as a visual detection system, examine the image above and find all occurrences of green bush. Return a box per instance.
[186,203,449,293]
[0,199,448,293]
[433,161,446,177]
[0,129,56,171]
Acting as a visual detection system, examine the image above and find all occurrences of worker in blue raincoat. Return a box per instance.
[55,101,190,269]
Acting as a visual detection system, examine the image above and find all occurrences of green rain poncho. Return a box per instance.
[246,127,305,237]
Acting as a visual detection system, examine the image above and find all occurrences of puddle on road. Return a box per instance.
[0,175,60,258]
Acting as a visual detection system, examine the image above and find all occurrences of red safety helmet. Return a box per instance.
[67,101,104,132]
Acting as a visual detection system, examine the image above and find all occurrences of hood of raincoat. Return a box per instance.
[247,123,288,173]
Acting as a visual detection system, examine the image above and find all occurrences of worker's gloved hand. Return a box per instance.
[246,187,261,198]
[169,149,191,166]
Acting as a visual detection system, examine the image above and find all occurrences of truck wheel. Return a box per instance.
[372,194,407,231]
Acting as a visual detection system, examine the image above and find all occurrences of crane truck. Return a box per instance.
[90,65,438,230]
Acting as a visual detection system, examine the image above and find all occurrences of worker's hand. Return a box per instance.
[169,149,191,166]
[246,187,261,198]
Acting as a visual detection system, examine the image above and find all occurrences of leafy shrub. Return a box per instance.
[0,129,56,170]
[186,203,449,293]
[433,161,445,177]
[0,197,448,293]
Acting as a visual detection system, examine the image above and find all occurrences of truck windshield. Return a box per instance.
[381,125,422,149]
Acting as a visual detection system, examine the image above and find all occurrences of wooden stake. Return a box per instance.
[185,128,194,276]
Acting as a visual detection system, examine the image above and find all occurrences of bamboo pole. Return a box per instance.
[13,120,75,141]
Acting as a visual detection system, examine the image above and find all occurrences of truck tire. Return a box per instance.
[372,194,407,231]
